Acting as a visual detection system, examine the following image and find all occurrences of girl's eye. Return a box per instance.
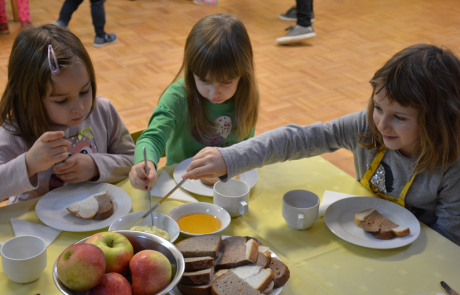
[199,78,210,84]
[395,115,406,121]
[373,104,382,111]
[55,99,67,105]
[80,89,90,96]
[222,81,233,85]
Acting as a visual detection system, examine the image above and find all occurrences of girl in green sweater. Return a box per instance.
[129,13,259,190]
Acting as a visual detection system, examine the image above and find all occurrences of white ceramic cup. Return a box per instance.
[0,235,47,283]
[213,179,250,217]
[282,190,319,230]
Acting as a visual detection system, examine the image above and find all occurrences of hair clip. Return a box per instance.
[48,44,60,75]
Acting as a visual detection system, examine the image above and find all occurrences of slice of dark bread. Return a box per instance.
[179,282,212,295]
[356,209,408,240]
[215,237,257,271]
[184,257,215,271]
[176,235,222,258]
[180,268,214,286]
[211,270,262,295]
[269,257,290,288]
[92,193,114,220]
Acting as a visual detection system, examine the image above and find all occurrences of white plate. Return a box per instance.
[169,235,285,295]
[324,197,421,249]
[173,157,258,197]
[36,183,132,232]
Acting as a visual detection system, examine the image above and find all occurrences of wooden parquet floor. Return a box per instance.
[2,0,460,183]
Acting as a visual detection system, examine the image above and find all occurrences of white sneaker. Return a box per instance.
[276,25,316,44]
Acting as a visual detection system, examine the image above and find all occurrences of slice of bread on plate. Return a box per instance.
[230,265,273,292]
[66,191,110,219]
[180,267,215,286]
[211,270,262,295]
[355,208,410,239]
[184,256,215,272]
[176,235,222,258]
[93,193,114,220]
[215,237,258,270]
[269,257,290,288]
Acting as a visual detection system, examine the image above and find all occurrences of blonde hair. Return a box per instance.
[170,13,259,142]
[359,44,460,172]
[0,24,96,148]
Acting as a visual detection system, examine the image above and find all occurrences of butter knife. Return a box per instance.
[441,281,459,295]
[131,179,187,227]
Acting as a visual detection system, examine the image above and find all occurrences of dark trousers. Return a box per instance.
[296,0,313,27]
[58,0,106,37]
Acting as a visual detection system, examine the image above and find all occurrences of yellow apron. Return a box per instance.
[360,148,416,207]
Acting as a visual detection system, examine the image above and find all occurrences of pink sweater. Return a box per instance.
[0,96,134,204]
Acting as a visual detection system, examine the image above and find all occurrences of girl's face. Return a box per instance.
[193,74,240,104]
[372,85,420,158]
[43,61,92,127]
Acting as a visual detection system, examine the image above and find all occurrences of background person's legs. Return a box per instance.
[57,0,84,27]
[276,0,316,44]
[90,0,105,37]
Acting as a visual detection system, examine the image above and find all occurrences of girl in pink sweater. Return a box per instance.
[0,24,134,204]
[0,0,31,33]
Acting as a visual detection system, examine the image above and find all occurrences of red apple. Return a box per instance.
[57,243,106,292]
[86,232,134,274]
[130,250,172,295]
[86,272,132,295]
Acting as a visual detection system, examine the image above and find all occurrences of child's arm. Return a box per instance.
[0,130,69,201]
[184,110,368,180]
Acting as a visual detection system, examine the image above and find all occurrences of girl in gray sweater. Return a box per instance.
[183,44,460,246]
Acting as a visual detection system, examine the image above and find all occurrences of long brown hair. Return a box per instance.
[170,13,259,142]
[359,44,460,172]
[0,24,97,148]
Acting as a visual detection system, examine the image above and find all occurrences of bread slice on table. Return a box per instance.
[269,257,290,288]
[355,208,410,240]
[92,192,113,220]
[184,257,215,272]
[180,267,215,286]
[176,235,222,258]
[66,191,109,219]
[230,265,273,292]
[211,270,262,295]
[179,282,213,295]
[215,237,258,270]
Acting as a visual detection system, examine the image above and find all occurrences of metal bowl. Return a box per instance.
[52,230,185,295]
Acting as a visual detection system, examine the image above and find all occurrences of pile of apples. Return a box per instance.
[56,232,172,295]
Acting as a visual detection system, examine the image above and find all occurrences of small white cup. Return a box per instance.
[0,235,47,283]
[213,179,250,217]
[282,190,319,230]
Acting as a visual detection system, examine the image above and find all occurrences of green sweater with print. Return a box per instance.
[134,78,255,167]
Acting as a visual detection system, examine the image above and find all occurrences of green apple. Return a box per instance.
[86,232,134,274]
[57,243,106,292]
[130,250,172,295]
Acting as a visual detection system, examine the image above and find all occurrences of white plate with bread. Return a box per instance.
[324,197,421,249]
[173,157,258,197]
[170,235,287,295]
[36,182,132,232]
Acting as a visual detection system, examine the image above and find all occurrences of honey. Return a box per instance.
[177,213,222,234]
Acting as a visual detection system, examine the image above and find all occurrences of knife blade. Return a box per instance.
[441,281,460,295]
[131,179,187,227]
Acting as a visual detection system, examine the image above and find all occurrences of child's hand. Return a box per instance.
[129,161,157,191]
[53,153,100,184]
[25,131,70,177]
[183,147,227,179]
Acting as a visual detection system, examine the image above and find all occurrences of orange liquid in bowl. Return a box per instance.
[177,213,222,234]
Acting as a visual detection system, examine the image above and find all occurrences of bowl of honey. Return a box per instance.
[167,202,231,237]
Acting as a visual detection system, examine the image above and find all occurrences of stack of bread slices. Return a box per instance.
[66,190,114,220]
[175,235,290,295]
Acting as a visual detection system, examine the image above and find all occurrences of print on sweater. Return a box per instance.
[192,115,233,146]
[49,133,97,190]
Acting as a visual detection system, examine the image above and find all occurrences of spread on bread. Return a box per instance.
[129,225,170,241]
[355,208,410,240]
[66,191,114,220]
[175,235,290,295]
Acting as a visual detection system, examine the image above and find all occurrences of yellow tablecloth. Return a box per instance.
[1,157,460,295]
